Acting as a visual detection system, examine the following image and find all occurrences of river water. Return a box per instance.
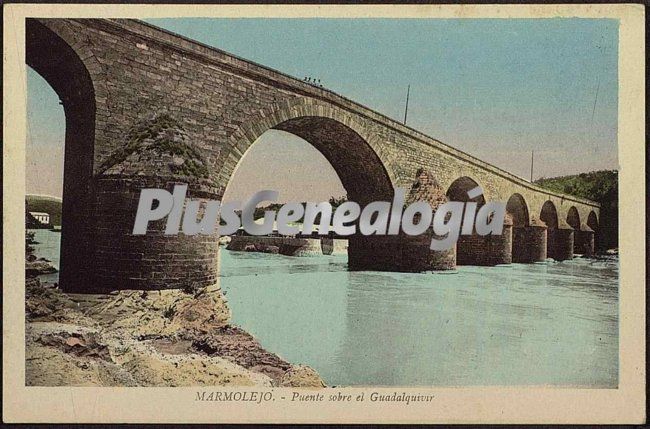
[28,229,61,283]
[30,229,618,388]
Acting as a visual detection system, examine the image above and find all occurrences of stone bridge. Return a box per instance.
[26,18,600,293]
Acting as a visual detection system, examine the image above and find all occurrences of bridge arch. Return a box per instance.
[445,176,486,205]
[506,193,530,227]
[587,211,598,231]
[540,201,565,260]
[540,201,558,230]
[446,176,513,266]
[222,99,401,271]
[220,99,396,204]
[566,206,581,230]
[587,210,599,252]
[446,176,496,266]
[566,206,590,254]
[507,193,534,263]
[26,19,98,290]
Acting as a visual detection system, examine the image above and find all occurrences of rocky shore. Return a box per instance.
[25,276,325,388]
[25,231,58,277]
[226,234,347,257]
[25,257,57,277]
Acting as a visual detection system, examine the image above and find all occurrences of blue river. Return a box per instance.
[30,229,618,387]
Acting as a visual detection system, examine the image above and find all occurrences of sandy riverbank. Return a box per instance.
[25,276,325,388]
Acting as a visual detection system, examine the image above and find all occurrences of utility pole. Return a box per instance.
[403,85,410,125]
[530,150,534,182]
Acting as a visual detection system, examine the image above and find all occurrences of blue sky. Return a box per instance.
[27,18,618,200]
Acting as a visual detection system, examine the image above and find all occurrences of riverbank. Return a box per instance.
[25,276,325,387]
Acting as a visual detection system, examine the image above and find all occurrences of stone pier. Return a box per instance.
[574,224,595,256]
[455,233,512,266]
[547,220,575,261]
[512,218,547,263]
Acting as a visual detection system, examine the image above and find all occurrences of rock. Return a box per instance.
[26,276,41,289]
[25,303,275,387]
[113,342,273,387]
[172,291,231,334]
[84,286,230,338]
[25,260,58,276]
[22,241,312,387]
[29,322,110,360]
[280,365,326,388]
[191,325,291,383]
[25,280,97,327]
[26,342,137,387]
[219,235,232,245]
[65,337,84,347]
[26,322,136,386]
[261,245,280,254]
[24,281,326,388]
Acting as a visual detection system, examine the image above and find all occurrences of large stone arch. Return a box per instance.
[218,99,397,204]
[220,99,403,270]
[587,211,598,229]
[566,206,595,255]
[26,19,99,290]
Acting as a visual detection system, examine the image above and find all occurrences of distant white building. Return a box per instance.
[30,212,50,224]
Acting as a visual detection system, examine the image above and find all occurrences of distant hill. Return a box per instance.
[535,170,618,250]
[26,195,63,226]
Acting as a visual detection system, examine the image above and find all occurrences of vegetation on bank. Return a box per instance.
[535,170,617,204]
[535,170,618,249]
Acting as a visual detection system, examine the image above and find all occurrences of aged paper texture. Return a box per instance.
[3,3,645,424]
